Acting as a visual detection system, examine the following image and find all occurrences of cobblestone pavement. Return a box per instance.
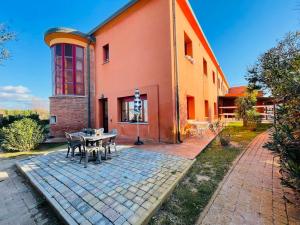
[0,158,60,225]
[198,132,300,225]
[17,148,193,225]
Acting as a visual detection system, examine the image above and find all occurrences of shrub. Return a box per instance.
[1,113,40,128]
[219,130,231,146]
[246,109,261,131]
[0,118,45,151]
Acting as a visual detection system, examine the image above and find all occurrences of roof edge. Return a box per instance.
[44,27,96,43]
[88,0,140,35]
[180,0,230,88]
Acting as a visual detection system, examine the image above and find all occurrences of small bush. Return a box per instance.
[220,135,231,146]
[246,109,261,131]
[0,118,45,151]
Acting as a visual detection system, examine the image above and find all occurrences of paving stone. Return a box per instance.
[103,207,119,222]
[128,213,141,224]
[114,215,127,225]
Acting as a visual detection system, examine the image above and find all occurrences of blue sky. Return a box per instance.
[0,0,299,109]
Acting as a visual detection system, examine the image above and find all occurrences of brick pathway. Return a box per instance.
[17,148,193,225]
[0,158,60,225]
[198,132,300,225]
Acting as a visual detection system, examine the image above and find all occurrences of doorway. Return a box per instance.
[99,99,108,132]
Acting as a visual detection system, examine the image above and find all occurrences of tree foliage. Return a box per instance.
[0,23,16,64]
[247,31,300,190]
[235,90,259,127]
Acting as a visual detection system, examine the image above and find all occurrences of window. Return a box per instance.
[203,58,207,75]
[50,116,57,125]
[103,44,109,63]
[218,78,220,89]
[214,102,217,116]
[119,95,148,123]
[212,71,216,84]
[51,44,84,96]
[187,96,195,119]
[184,32,193,57]
[205,100,209,118]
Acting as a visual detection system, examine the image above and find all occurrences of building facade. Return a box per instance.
[44,0,230,143]
[218,86,274,122]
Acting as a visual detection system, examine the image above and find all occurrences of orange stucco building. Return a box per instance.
[44,0,230,143]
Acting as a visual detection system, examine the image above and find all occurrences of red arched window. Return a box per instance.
[51,44,84,96]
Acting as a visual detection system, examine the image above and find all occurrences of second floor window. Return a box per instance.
[212,71,216,84]
[184,32,193,58]
[203,58,207,76]
[51,44,84,96]
[103,44,109,63]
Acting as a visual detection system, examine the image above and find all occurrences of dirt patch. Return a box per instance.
[230,141,241,148]
[196,175,210,182]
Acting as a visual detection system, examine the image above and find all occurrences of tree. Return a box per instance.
[0,23,16,64]
[235,90,258,127]
[247,31,300,190]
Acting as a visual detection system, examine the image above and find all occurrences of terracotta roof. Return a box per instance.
[225,86,264,97]
[225,86,247,97]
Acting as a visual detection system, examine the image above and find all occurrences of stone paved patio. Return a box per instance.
[17,148,193,225]
[135,130,217,160]
[197,132,300,225]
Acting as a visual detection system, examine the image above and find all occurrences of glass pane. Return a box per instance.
[65,44,73,57]
[65,83,74,95]
[76,71,83,83]
[76,84,84,95]
[56,56,62,68]
[143,100,148,122]
[55,44,62,56]
[128,101,135,122]
[76,60,83,71]
[65,57,73,70]
[121,101,128,122]
[65,70,73,83]
[56,85,62,95]
[76,47,83,59]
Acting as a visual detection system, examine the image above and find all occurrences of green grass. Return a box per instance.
[0,142,67,159]
[149,122,271,225]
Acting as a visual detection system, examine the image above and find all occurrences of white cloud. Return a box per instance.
[0,85,30,94]
[0,85,49,110]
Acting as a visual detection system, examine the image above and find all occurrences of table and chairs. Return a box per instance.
[187,120,210,137]
[65,128,119,168]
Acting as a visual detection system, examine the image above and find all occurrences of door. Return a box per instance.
[100,99,108,132]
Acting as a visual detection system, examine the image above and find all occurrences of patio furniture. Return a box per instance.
[187,121,210,137]
[96,128,104,136]
[79,135,102,168]
[101,138,110,160]
[108,129,118,156]
[65,132,82,159]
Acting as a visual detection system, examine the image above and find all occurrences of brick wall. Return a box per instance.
[49,96,88,137]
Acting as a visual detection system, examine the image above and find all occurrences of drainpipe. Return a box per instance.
[172,0,182,143]
[216,68,219,120]
[87,41,92,128]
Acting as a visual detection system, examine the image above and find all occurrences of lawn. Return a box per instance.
[149,122,271,225]
[0,142,66,159]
